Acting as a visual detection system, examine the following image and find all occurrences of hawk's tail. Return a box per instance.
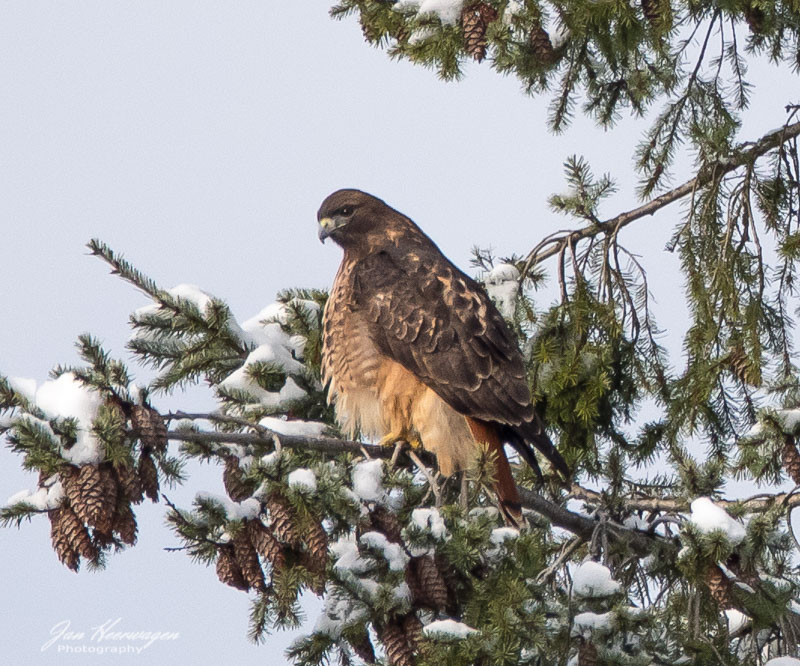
[506,420,570,482]
[466,418,523,528]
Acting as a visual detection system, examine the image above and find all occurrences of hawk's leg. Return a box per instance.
[378,427,421,450]
[459,472,469,511]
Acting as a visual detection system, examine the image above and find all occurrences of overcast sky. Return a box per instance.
[1,2,797,664]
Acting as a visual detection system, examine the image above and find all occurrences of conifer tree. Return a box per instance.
[6,2,800,664]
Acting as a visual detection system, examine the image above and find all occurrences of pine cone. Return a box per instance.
[59,503,98,561]
[743,3,765,34]
[131,404,167,453]
[407,555,448,611]
[380,621,415,666]
[113,501,138,546]
[350,631,376,663]
[304,518,329,569]
[461,2,497,63]
[138,451,160,501]
[266,491,302,546]
[298,551,327,595]
[361,17,380,43]
[68,464,117,534]
[370,504,403,543]
[640,0,660,23]
[529,21,556,64]
[247,520,286,572]
[50,507,80,571]
[401,614,423,654]
[233,529,267,593]
[435,553,459,609]
[216,545,249,591]
[61,465,82,509]
[782,437,800,485]
[707,564,734,608]
[728,345,757,385]
[223,456,255,502]
[301,517,329,594]
[99,464,120,532]
[578,637,598,666]
[115,462,144,504]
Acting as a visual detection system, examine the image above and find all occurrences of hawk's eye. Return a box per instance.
[339,206,353,216]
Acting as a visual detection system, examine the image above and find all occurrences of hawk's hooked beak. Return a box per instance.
[318,216,346,243]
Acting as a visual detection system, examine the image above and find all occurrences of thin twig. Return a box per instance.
[406,448,443,506]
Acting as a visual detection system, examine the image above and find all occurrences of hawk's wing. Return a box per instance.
[351,245,568,477]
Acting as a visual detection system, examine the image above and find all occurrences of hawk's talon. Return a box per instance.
[378,431,421,449]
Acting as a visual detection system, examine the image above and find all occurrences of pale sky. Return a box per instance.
[1,2,796,664]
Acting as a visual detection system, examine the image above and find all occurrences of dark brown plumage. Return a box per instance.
[318,189,568,520]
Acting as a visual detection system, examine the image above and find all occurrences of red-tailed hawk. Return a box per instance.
[318,189,568,522]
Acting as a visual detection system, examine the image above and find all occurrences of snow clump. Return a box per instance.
[423,619,478,640]
[35,372,105,465]
[483,263,520,319]
[572,561,622,598]
[5,475,64,511]
[688,497,746,545]
[394,0,466,25]
[287,468,317,493]
[353,459,386,503]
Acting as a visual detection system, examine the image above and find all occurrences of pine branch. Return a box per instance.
[164,415,665,553]
[570,483,800,514]
[520,119,800,281]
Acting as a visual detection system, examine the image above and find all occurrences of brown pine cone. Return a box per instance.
[131,404,168,453]
[529,21,556,64]
[380,621,415,666]
[138,451,160,501]
[361,17,380,44]
[640,0,660,23]
[401,614,423,654]
[266,491,302,546]
[233,529,267,593]
[728,345,758,385]
[216,545,249,591]
[743,3,765,34]
[350,630,376,663]
[301,517,329,594]
[59,503,98,561]
[782,437,800,485]
[113,501,138,546]
[223,456,255,502]
[115,462,144,504]
[50,507,80,571]
[578,637,598,666]
[434,553,459,608]
[67,464,117,534]
[370,504,403,543]
[304,518,329,569]
[247,520,286,572]
[61,465,82,509]
[407,555,448,611]
[298,550,327,596]
[98,463,120,533]
[707,564,734,608]
[461,2,498,63]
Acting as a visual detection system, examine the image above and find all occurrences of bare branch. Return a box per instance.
[569,483,800,513]
[520,119,800,282]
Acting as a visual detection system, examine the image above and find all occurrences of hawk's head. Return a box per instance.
[317,189,397,248]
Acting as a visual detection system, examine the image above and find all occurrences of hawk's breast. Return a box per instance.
[321,258,386,438]
[321,255,478,475]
